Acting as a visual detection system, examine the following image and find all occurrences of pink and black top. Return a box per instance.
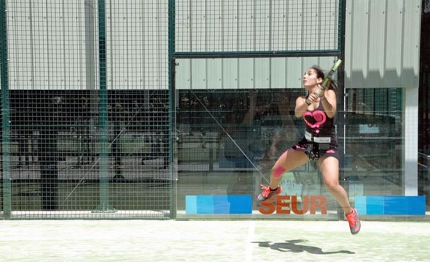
[293,102,338,160]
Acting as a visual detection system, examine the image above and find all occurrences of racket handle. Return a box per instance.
[315,59,342,97]
[314,85,325,97]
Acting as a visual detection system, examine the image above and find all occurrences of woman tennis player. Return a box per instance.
[257,65,361,234]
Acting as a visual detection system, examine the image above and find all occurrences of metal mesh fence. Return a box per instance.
[2,0,411,219]
[172,0,345,218]
[8,90,170,218]
[175,0,341,56]
[2,1,171,219]
[1,0,345,219]
[172,0,417,219]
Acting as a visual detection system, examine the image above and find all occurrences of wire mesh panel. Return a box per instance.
[175,0,342,56]
[0,0,9,218]
[3,0,171,219]
[172,0,356,220]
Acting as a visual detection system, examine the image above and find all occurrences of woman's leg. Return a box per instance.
[319,155,361,234]
[268,148,308,189]
[318,156,353,214]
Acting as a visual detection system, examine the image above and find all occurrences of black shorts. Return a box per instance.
[292,137,339,161]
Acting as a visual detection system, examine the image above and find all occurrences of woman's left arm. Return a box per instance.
[320,89,337,118]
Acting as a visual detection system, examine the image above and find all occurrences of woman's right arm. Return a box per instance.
[295,96,309,118]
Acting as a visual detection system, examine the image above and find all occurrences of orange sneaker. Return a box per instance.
[257,185,282,202]
[345,208,361,234]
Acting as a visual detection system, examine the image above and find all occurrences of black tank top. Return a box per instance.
[303,102,337,147]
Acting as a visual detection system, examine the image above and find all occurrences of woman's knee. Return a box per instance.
[323,179,340,190]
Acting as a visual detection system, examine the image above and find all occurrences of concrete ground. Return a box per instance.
[0,219,429,262]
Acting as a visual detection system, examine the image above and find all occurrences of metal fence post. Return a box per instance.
[168,0,176,219]
[0,0,11,219]
[93,0,115,213]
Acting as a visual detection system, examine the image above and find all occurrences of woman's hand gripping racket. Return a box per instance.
[314,59,342,97]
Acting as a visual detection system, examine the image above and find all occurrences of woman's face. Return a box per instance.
[302,68,322,88]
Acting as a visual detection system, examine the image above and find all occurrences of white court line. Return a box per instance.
[245,220,255,262]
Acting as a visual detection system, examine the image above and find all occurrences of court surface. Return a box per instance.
[0,219,429,261]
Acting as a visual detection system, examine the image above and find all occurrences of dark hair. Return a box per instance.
[310,65,338,91]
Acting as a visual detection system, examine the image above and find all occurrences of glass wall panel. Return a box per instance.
[342,88,403,202]
[175,88,405,218]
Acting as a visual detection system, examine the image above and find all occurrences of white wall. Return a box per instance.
[344,0,421,88]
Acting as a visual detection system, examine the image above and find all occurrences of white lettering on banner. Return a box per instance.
[305,131,331,143]
[314,137,331,143]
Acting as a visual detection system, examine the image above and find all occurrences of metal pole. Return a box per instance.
[168,0,177,219]
[93,0,115,213]
[0,0,11,219]
[338,0,347,220]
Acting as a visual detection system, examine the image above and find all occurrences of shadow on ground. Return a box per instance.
[253,239,355,254]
